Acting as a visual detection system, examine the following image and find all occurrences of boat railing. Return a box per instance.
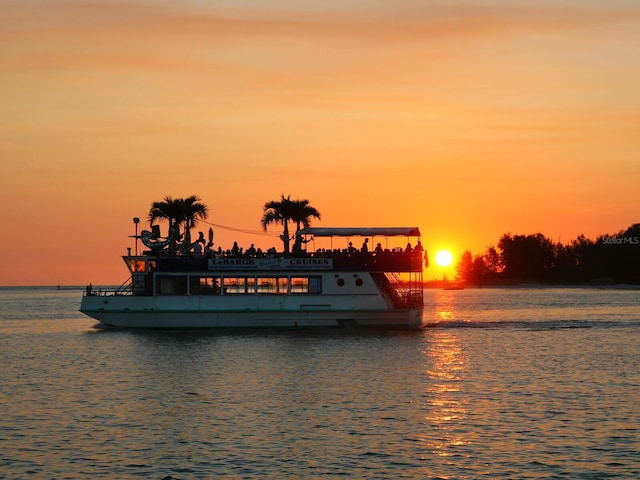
[151,249,425,273]
[83,280,133,297]
[371,272,423,309]
[327,250,423,272]
[386,273,420,307]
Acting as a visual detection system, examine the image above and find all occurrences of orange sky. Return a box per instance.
[1,0,639,285]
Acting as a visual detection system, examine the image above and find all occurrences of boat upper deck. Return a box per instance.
[130,226,426,274]
[132,249,425,274]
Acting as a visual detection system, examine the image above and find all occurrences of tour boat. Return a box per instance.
[80,227,426,329]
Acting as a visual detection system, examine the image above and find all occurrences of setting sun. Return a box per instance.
[434,250,453,267]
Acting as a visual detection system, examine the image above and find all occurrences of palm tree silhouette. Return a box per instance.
[290,198,321,253]
[261,195,320,254]
[148,195,208,254]
[179,195,209,251]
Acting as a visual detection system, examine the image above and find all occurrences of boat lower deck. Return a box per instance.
[83,307,424,329]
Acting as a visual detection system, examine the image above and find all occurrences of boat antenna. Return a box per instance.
[133,217,140,255]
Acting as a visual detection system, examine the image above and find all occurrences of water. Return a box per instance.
[1,286,639,479]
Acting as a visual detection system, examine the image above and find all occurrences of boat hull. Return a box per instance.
[80,296,423,329]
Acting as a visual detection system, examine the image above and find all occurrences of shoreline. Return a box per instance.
[424,282,640,290]
[1,283,639,290]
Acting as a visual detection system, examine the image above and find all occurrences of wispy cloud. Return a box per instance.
[4,0,639,102]
[4,1,640,48]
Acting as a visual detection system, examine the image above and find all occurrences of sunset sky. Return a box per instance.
[1,0,639,285]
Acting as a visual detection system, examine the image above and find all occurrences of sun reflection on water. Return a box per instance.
[428,289,461,324]
[422,330,472,458]
[436,310,455,322]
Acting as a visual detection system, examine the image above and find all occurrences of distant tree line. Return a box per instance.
[456,223,640,285]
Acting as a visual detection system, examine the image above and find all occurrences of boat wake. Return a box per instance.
[422,319,639,331]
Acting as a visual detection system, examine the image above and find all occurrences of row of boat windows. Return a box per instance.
[155,275,323,295]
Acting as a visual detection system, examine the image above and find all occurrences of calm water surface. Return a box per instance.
[1,287,639,479]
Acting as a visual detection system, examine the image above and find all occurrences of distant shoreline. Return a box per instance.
[2,283,638,291]
[424,282,640,290]
[0,285,98,290]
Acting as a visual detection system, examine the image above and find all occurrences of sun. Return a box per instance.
[434,250,453,267]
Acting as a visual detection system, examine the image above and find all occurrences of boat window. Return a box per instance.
[126,258,136,272]
[126,258,147,273]
[257,277,276,294]
[174,275,323,295]
[223,277,256,294]
[290,277,308,293]
[308,276,322,294]
[246,277,256,294]
[156,275,187,295]
[256,277,288,294]
[191,276,220,295]
[290,276,322,294]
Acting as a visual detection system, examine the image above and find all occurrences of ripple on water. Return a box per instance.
[1,288,639,478]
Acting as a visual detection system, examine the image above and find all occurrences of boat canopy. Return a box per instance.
[297,227,421,237]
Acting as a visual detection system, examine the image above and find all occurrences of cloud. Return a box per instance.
[2,0,638,150]
[4,0,638,99]
[4,1,640,46]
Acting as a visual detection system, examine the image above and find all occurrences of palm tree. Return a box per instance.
[149,196,182,253]
[261,194,294,253]
[261,194,320,253]
[290,198,321,253]
[179,195,209,251]
[148,195,209,254]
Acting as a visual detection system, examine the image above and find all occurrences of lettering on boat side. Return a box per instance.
[287,258,331,266]
[213,259,255,266]
[208,258,333,270]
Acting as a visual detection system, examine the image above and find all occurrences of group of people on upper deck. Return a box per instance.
[188,235,424,260]
[347,239,423,255]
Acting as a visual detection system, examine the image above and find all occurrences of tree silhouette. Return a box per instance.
[290,198,321,253]
[148,195,208,254]
[261,194,296,253]
[456,223,639,285]
[498,233,555,282]
[261,195,321,253]
[179,195,209,251]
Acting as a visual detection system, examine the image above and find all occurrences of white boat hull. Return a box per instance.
[80,295,423,329]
